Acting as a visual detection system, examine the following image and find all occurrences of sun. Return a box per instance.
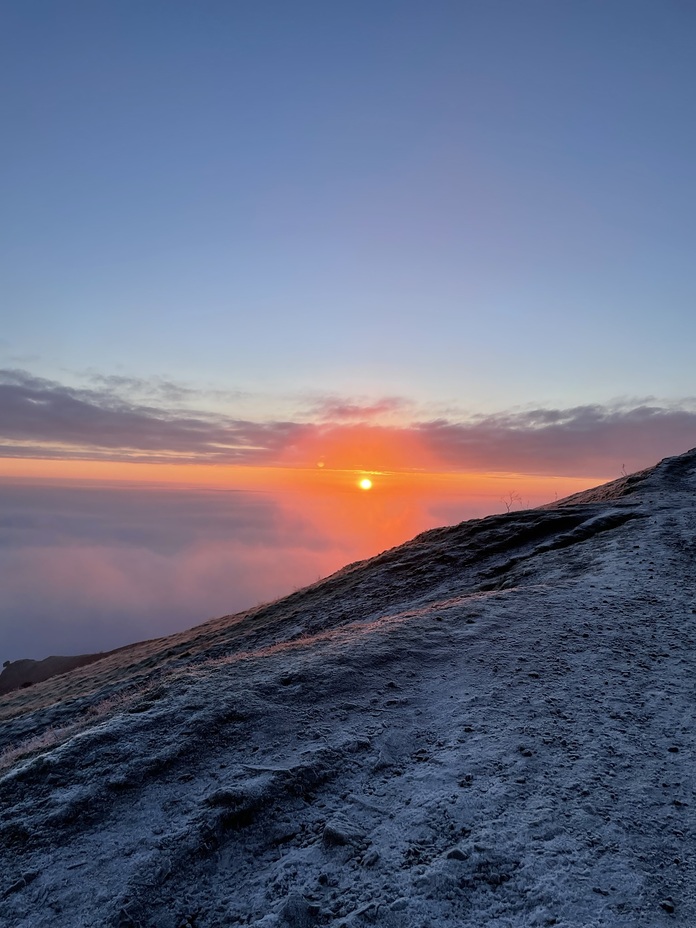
[358,477,373,491]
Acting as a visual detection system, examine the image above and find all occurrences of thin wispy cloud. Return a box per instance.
[83,370,252,409]
[311,396,412,422]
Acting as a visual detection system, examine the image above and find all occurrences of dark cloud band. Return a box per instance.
[1,369,694,475]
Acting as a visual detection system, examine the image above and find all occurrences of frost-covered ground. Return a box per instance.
[1,450,695,928]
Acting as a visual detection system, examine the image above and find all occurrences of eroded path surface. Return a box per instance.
[1,451,695,927]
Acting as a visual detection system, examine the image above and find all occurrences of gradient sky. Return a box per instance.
[2,0,695,409]
[2,2,696,660]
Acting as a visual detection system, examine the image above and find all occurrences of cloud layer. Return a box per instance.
[1,369,695,475]
[0,483,340,659]
[0,479,495,660]
[0,369,305,463]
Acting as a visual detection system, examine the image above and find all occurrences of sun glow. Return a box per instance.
[359,477,373,491]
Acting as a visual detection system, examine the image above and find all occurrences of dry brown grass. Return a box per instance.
[0,687,136,772]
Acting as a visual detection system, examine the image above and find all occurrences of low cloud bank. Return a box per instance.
[0,484,344,660]
[1,369,695,475]
[0,480,517,661]
[418,404,696,476]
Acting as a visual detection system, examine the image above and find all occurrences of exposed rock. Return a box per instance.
[322,817,366,847]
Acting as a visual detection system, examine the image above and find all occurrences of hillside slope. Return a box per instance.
[1,450,695,928]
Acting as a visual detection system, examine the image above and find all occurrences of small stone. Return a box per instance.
[660,898,675,914]
[322,818,365,847]
[445,847,469,861]
[390,898,408,911]
[362,850,379,867]
[280,893,316,927]
[4,878,27,898]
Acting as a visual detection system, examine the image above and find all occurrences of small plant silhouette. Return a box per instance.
[501,490,523,513]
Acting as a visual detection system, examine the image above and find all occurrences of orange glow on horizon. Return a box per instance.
[0,456,611,509]
[0,455,615,578]
[280,423,442,473]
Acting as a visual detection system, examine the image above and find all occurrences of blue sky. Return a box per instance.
[2,0,695,414]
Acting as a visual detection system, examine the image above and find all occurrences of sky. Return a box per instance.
[1,1,695,659]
